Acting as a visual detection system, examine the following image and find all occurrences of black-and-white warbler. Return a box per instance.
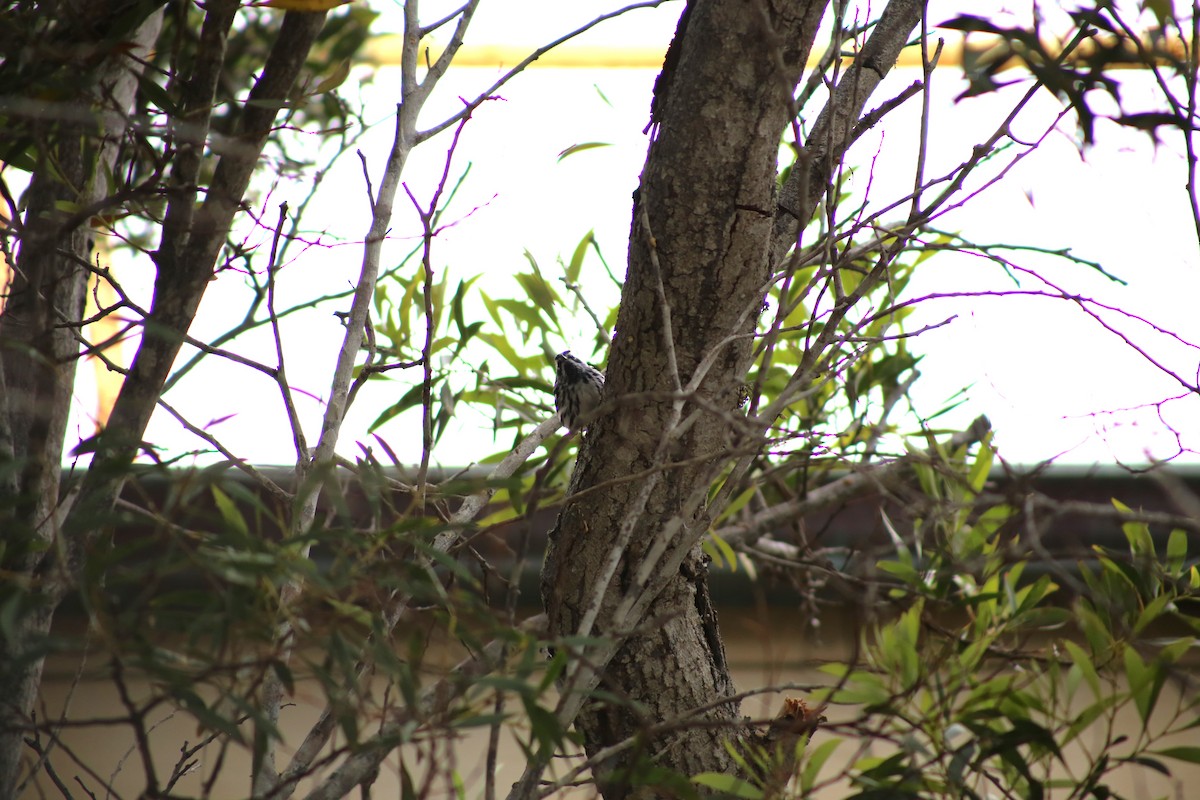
[554,351,605,431]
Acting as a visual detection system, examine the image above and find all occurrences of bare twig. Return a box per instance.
[156,398,290,501]
[22,732,76,800]
[717,415,992,547]
[404,107,475,509]
[414,1,674,145]
[265,201,310,463]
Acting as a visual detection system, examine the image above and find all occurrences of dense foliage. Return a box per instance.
[1,1,1198,798]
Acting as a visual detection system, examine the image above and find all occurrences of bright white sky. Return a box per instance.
[67,0,1200,470]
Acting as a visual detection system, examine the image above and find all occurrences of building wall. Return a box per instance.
[26,607,1199,799]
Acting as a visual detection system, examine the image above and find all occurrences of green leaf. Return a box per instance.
[477,332,525,371]
[314,58,351,94]
[451,276,482,357]
[1014,606,1071,631]
[1133,593,1174,636]
[565,229,595,284]
[876,558,919,585]
[538,648,569,692]
[716,485,756,524]
[480,291,505,330]
[960,634,995,673]
[477,675,537,695]
[211,485,249,537]
[369,383,425,432]
[137,72,178,114]
[179,689,246,742]
[495,298,543,330]
[1074,601,1114,657]
[1156,746,1200,765]
[894,605,921,690]
[1123,646,1162,723]
[450,713,509,730]
[1063,640,1101,699]
[1062,695,1116,747]
[704,531,738,572]
[1162,634,1195,661]
[516,254,561,328]
[967,439,993,493]
[1123,754,1171,776]
[829,671,891,707]
[1142,0,1175,27]
[327,599,373,628]
[270,659,295,694]
[557,142,612,162]
[881,508,916,561]
[397,762,418,800]
[800,738,841,792]
[693,772,762,800]
[431,269,450,332]
[523,699,564,756]
[1166,528,1187,575]
[1114,499,1155,558]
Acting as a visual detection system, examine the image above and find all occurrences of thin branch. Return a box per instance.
[156,398,290,502]
[286,417,560,797]
[356,149,375,208]
[773,0,924,261]
[420,3,471,37]
[300,616,548,800]
[415,1,674,144]
[265,200,310,463]
[716,415,992,547]
[560,277,612,344]
[637,201,681,393]
[109,659,158,795]
[908,13,941,224]
[405,107,475,508]
[21,731,77,800]
[73,9,331,610]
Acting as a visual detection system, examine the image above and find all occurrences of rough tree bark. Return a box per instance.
[0,6,328,793]
[542,0,922,794]
[543,0,825,789]
[70,8,329,554]
[773,0,923,260]
[0,6,164,791]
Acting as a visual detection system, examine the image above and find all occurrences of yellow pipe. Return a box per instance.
[363,34,1185,71]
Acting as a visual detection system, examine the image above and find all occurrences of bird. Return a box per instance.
[553,351,605,431]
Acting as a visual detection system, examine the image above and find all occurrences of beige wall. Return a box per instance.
[24,610,1200,798]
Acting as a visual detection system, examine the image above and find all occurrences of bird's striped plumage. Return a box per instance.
[553,351,605,430]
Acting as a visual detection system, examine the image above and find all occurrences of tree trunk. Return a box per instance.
[0,7,163,792]
[542,0,827,793]
[0,7,327,793]
[70,9,329,549]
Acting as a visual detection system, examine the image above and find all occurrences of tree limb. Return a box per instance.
[772,0,924,262]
